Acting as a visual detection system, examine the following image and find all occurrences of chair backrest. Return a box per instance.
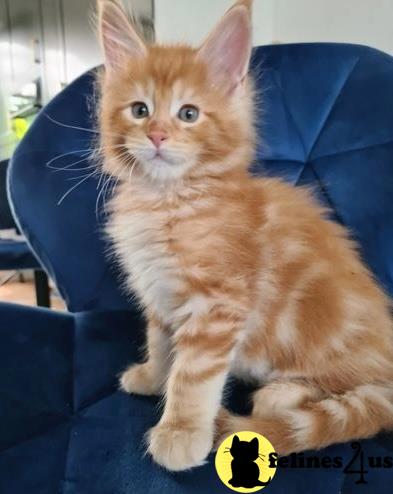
[8,43,393,312]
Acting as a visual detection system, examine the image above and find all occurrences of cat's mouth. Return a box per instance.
[147,153,172,167]
[126,144,193,181]
[123,148,170,171]
[153,150,165,160]
[141,147,181,167]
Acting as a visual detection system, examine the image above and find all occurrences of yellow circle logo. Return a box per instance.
[215,431,277,492]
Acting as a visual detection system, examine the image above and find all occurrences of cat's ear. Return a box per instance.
[232,435,240,446]
[197,0,252,93]
[98,0,146,71]
[250,437,259,452]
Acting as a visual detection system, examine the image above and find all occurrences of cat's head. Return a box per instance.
[97,0,255,185]
[230,435,259,461]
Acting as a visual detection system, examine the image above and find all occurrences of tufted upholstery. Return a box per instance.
[2,43,393,493]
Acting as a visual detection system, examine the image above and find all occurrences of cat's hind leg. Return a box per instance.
[252,378,325,418]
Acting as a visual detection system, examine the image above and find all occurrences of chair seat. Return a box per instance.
[0,238,40,271]
[1,302,392,494]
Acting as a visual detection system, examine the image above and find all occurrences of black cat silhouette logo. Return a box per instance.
[215,431,277,492]
[229,435,272,488]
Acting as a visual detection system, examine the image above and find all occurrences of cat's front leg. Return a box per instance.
[148,307,241,471]
[120,313,171,396]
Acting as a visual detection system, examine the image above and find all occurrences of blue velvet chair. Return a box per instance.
[1,43,393,493]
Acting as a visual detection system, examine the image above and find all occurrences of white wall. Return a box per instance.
[270,0,393,55]
[155,0,273,45]
[155,0,393,55]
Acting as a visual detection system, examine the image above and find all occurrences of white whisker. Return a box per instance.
[51,157,95,173]
[57,164,97,173]
[44,113,126,139]
[57,170,97,205]
[96,173,114,218]
[46,149,92,168]
[127,159,138,185]
[66,170,99,181]
[46,144,127,173]
[96,171,105,191]
[95,150,132,218]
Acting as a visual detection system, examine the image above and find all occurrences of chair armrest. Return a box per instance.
[0,303,145,451]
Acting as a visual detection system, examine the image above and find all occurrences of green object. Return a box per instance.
[13,118,29,140]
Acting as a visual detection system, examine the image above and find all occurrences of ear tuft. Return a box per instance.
[197,3,252,93]
[234,0,253,12]
[98,0,146,70]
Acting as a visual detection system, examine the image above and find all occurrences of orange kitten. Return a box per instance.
[97,0,393,471]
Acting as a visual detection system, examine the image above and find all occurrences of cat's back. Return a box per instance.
[253,176,393,338]
[254,176,360,267]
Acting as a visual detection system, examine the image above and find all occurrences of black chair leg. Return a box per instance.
[34,270,50,308]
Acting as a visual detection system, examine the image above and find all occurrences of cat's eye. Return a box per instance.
[131,102,149,119]
[178,105,199,123]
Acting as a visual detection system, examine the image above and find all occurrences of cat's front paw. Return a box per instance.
[148,422,213,471]
[119,363,161,396]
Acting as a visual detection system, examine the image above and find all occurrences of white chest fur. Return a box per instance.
[107,209,183,323]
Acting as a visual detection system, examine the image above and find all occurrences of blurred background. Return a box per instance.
[0,0,392,308]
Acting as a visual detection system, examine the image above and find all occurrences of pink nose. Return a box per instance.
[147,130,168,149]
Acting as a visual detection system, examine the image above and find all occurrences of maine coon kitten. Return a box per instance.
[97,0,393,471]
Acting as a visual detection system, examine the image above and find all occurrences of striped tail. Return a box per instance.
[217,383,393,454]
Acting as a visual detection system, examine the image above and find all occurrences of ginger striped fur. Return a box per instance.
[97,0,393,471]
